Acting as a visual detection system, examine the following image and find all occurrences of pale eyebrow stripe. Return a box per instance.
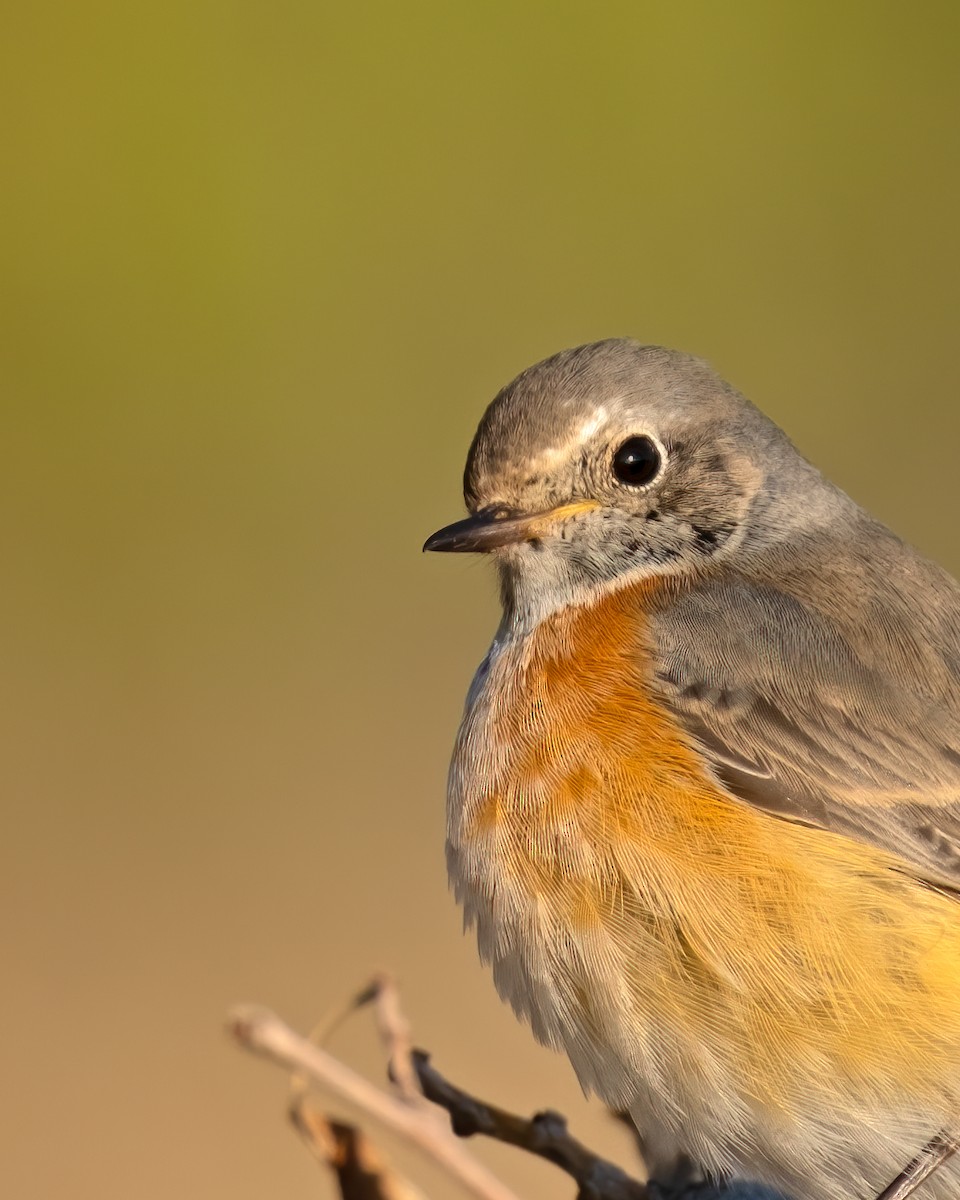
[527,407,611,472]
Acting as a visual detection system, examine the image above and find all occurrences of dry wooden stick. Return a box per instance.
[227,1004,521,1200]
[874,1131,960,1200]
[291,1100,425,1200]
[365,972,423,1105]
[228,985,787,1200]
[285,973,430,1197]
[411,1049,648,1200]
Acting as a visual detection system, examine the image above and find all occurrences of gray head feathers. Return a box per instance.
[451,339,852,624]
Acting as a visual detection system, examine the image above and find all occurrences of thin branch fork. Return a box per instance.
[228,1003,521,1200]
[227,975,652,1200]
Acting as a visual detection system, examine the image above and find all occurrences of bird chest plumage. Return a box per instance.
[447,580,960,1196]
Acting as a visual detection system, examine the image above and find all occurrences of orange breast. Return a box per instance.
[463,577,743,874]
[450,577,960,1105]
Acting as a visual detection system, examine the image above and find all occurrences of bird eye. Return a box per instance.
[612,436,661,487]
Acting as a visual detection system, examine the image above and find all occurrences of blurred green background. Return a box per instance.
[3,3,959,1197]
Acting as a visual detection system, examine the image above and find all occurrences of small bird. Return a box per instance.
[424,340,960,1200]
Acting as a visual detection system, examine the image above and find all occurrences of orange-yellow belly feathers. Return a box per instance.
[447,580,960,1198]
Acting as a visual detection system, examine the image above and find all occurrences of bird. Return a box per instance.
[423,339,960,1200]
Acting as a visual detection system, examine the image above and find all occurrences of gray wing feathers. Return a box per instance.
[649,534,960,888]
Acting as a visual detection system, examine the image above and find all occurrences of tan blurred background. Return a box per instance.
[3,3,959,1197]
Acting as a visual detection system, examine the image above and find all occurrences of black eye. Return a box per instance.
[612,436,661,487]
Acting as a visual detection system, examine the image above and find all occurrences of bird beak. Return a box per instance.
[423,500,600,553]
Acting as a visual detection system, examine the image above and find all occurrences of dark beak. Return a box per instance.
[423,500,599,554]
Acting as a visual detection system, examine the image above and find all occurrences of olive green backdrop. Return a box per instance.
[4,3,959,1197]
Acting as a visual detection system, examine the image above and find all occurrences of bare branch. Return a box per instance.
[291,1099,426,1200]
[366,972,423,1106]
[228,1004,521,1200]
[412,1049,648,1200]
[875,1131,960,1200]
[230,979,797,1200]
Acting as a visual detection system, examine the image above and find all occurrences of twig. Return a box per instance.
[874,1130,960,1200]
[291,1100,425,1200]
[366,972,423,1106]
[283,978,429,1200]
[412,1049,648,1200]
[228,1004,521,1200]
[304,978,387,1051]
